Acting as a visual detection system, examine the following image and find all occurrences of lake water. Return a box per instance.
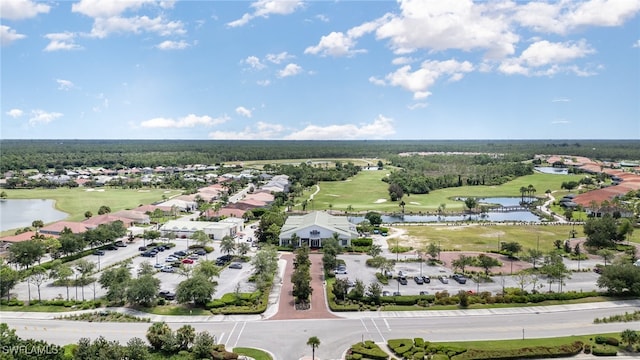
[349,197,542,224]
[535,166,569,175]
[0,199,68,232]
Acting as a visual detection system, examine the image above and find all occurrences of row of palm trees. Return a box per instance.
[519,184,537,204]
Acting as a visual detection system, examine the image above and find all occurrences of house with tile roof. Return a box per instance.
[278,211,358,248]
[40,221,89,236]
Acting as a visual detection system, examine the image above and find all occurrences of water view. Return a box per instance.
[0,199,68,232]
[349,197,543,224]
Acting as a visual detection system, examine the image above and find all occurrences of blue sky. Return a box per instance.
[1,0,639,140]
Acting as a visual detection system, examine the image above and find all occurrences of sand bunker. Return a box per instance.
[375,199,387,203]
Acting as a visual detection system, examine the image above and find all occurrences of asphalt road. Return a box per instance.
[3,302,639,360]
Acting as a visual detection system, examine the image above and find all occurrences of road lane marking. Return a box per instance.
[360,318,370,332]
[383,319,391,331]
[370,319,386,343]
[233,321,247,349]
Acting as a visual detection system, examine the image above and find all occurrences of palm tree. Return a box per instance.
[519,186,527,203]
[220,235,236,256]
[621,329,639,350]
[31,220,44,234]
[307,336,321,360]
[399,200,406,215]
[527,184,536,203]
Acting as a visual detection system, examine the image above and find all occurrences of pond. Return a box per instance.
[0,199,68,232]
[349,197,542,224]
[535,166,569,175]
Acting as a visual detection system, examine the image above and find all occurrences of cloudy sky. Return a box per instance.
[2,0,639,140]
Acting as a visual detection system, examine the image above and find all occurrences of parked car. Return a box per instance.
[115,241,127,247]
[419,291,429,296]
[173,250,187,257]
[414,276,424,285]
[334,268,347,275]
[439,276,449,284]
[229,262,243,269]
[397,271,405,277]
[398,276,408,285]
[421,275,431,284]
[382,291,391,297]
[138,246,147,251]
[393,291,401,296]
[156,246,165,252]
[165,256,179,262]
[188,254,199,260]
[161,266,174,273]
[195,249,207,256]
[141,252,154,257]
[93,250,105,256]
[452,274,467,284]
[105,245,118,251]
[383,270,393,278]
[153,263,164,269]
[163,292,176,301]
[182,258,194,264]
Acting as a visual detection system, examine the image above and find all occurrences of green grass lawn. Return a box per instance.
[1,187,182,232]
[299,171,586,214]
[396,224,586,253]
[233,347,273,360]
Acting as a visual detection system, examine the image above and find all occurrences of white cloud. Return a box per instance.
[0,25,26,46]
[285,115,395,140]
[88,16,186,38]
[6,108,24,118]
[44,32,83,52]
[56,79,75,90]
[514,0,640,34]
[633,40,640,48]
[383,59,474,99]
[552,98,571,102]
[227,0,303,27]
[140,114,229,128]
[29,110,62,126]
[551,119,571,125]
[257,79,271,86]
[376,0,519,59]
[266,51,293,64]
[71,0,154,18]
[407,102,428,110]
[208,121,286,140]
[278,63,302,78]
[368,76,386,86]
[156,40,190,50]
[244,56,265,70]
[0,0,50,20]
[315,14,329,22]
[498,39,595,76]
[392,57,415,65]
[235,106,252,118]
[305,31,361,57]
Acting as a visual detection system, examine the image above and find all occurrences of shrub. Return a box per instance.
[349,341,389,360]
[388,339,414,356]
[352,238,373,247]
[591,345,617,356]
[595,336,619,346]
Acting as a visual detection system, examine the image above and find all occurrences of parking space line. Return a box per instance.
[218,332,226,344]
[224,322,238,347]
[383,319,391,331]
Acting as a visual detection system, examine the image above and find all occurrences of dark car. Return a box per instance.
[413,276,424,285]
[216,255,233,265]
[156,246,165,252]
[229,262,243,269]
[115,242,126,247]
[105,245,118,251]
[398,276,408,285]
[141,251,154,257]
[173,250,187,257]
[195,249,207,256]
[421,275,431,284]
[382,291,391,297]
[93,250,105,256]
[452,274,467,284]
[138,246,148,251]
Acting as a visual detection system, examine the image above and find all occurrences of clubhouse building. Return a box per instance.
[278,211,358,248]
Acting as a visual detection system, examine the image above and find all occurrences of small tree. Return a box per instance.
[28,266,48,302]
[307,336,321,360]
[621,329,639,350]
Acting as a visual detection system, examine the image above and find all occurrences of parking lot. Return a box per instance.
[334,253,602,297]
[11,235,258,302]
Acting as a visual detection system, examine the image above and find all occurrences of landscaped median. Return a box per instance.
[345,332,639,359]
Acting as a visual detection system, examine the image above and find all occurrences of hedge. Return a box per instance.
[351,238,373,247]
[450,341,583,360]
[349,341,389,360]
[594,336,619,346]
[388,339,413,356]
[591,345,618,356]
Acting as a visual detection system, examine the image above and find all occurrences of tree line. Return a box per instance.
[2,139,638,173]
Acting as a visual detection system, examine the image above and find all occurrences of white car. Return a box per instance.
[334,268,347,275]
[165,256,179,262]
[161,265,175,273]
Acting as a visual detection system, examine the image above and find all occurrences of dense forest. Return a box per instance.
[1,139,639,173]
